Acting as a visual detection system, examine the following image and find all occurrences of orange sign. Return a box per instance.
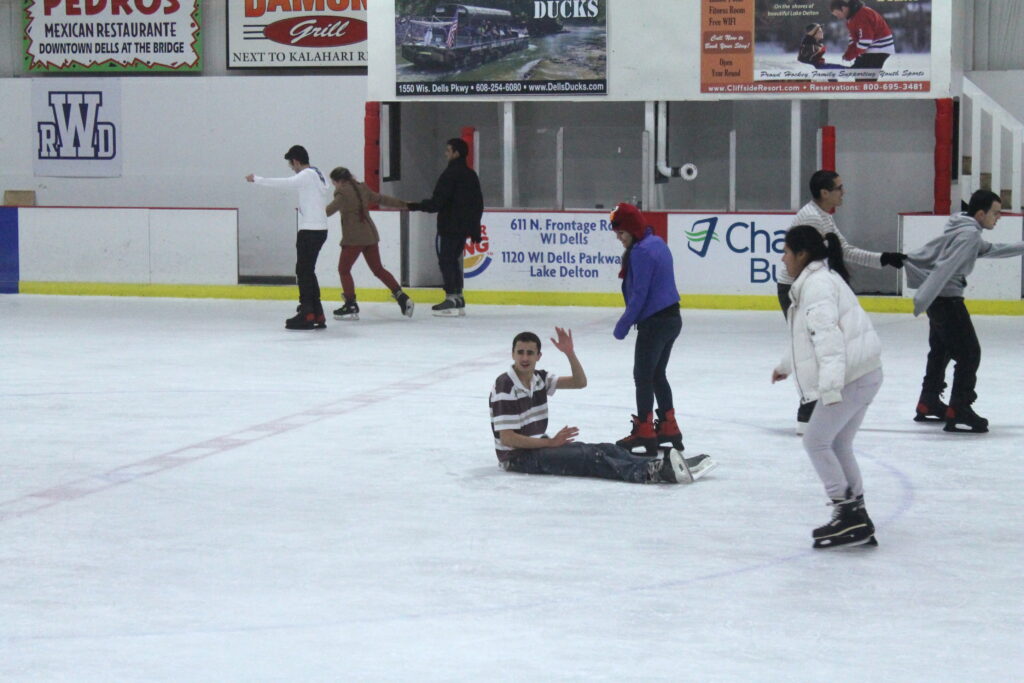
[701,0,754,89]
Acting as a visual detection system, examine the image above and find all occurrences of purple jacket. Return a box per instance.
[614,228,680,339]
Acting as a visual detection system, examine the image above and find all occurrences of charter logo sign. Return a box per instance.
[33,79,121,177]
[670,213,791,295]
[685,217,720,257]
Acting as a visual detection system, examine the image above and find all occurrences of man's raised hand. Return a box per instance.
[550,327,574,355]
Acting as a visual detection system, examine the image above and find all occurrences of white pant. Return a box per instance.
[802,368,883,499]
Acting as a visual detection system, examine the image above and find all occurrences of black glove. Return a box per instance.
[406,202,421,211]
[880,252,907,268]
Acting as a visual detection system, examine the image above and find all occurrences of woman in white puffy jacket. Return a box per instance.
[771,225,883,549]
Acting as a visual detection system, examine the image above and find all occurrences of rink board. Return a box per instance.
[13,207,238,285]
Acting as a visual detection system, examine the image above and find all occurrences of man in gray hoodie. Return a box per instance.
[904,189,1024,433]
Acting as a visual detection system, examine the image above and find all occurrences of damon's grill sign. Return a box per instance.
[228,1,367,68]
[263,16,367,47]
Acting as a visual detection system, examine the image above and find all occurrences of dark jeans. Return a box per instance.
[504,443,655,483]
[923,297,981,406]
[634,307,682,419]
[296,229,327,313]
[435,233,465,295]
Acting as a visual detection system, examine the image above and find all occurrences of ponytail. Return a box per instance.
[823,232,850,283]
[784,225,850,284]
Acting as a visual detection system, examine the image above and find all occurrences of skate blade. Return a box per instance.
[432,309,462,317]
[942,423,988,433]
[913,414,944,423]
[813,532,875,549]
[682,455,716,483]
[403,302,415,318]
[333,314,359,321]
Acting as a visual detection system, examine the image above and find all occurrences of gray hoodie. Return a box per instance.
[904,212,1024,316]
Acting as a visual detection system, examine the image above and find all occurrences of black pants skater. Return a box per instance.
[633,306,681,419]
[922,296,981,406]
[296,229,327,313]
[436,233,465,295]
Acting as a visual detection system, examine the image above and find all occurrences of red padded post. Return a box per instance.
[820,126,836,172]
[934,98,954,215]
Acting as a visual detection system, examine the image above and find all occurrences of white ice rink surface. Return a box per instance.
[2,295,1022,681]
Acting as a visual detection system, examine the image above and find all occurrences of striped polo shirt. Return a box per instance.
[489,367,559,462]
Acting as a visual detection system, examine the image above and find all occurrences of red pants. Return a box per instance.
[338,244,400,300]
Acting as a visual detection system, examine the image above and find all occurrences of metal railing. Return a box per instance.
[960,77,1024,211]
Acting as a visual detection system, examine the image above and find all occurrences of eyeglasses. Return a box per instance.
[830,184,844,192]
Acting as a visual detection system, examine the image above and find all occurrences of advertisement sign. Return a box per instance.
[32,79,122,178]
[227,1,367,68]
[395,0,607,97]
[23,0,201,72]
[701,0,931,95]
[670,213,792,295]
[461,211,622,292]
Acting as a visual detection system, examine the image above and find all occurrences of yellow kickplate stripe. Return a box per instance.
[15,282,1024,315]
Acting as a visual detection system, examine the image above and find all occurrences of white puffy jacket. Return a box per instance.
[776,260,882,405]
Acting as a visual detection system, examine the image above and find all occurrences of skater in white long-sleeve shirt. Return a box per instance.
[247,144,332,330]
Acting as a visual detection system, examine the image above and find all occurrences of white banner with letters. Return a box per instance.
[32,78,122,178]
[464,211,623,292]
[668,212,792,295]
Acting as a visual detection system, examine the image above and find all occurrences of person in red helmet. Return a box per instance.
[609,203,684,456]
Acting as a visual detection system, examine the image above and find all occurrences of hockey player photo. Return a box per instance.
[752,0,931,89]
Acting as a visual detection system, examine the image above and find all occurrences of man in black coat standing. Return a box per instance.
[409,137,484,317]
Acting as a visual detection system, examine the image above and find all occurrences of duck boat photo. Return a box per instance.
[398,3,529,69]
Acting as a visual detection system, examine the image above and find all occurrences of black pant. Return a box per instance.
[435,233,465,295]
[296,229,327,313]
[504,443,655,483]
[633,307,682,419]
[851,53,890,81]
[922,297,981,406]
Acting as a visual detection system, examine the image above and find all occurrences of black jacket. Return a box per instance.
[416,157,484,241]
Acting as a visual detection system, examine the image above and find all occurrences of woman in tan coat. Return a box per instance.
[326,167,413,319]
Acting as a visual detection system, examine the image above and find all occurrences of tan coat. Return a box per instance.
[326,181,406,246]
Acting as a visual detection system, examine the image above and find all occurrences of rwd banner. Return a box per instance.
[228,1,368,68]
[464,211,623,292]
[23,0,201,72]
[32,79,122,178]
[668,213,792,295]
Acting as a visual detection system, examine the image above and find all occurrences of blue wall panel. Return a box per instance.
[0,208,18,293]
